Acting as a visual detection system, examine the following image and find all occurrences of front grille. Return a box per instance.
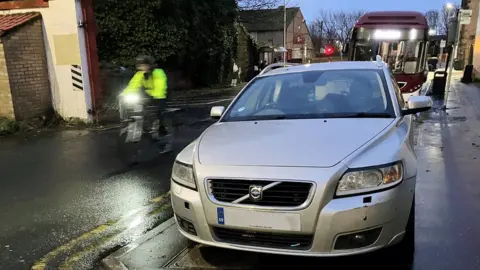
[208,179,313,207]
[213,227,313,250]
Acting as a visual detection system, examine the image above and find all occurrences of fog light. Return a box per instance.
[176,215,197,236]
[334,227,382,250]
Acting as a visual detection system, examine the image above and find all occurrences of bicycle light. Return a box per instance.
[124,93,140,104]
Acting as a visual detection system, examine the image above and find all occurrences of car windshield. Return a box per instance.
[223,69,395,122]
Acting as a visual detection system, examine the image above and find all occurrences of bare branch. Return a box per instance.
[425,10,440,31]
[309,9,364,54]
[237,0,280,10]
[438,4,459,35]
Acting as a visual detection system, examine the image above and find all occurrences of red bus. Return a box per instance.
[345,11,429,100]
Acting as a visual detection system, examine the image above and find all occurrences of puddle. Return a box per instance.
[448,116,467,122]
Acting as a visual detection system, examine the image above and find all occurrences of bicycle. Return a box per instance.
[117,92,175,166]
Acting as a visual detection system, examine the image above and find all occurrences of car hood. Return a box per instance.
[197,118,394,168]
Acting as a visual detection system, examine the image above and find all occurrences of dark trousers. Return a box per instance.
[144,98,168,135]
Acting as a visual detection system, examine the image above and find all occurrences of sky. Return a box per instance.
[295,0,461,22]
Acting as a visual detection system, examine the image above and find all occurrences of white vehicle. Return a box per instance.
[170,56,432,256]
[259,62,299,76]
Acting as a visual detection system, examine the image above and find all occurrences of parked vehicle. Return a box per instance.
[259,62,299,76]
[344,11,429,102]
[170,56,432,256]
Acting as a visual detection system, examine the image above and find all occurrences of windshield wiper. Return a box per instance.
[229,115,287,122]
[327,112,394,118]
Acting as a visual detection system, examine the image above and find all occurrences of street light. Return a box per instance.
[446,3,455,19]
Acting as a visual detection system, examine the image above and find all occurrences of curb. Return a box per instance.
[101,217,176,270]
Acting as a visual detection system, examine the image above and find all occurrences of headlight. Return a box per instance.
[123,93,140,104]
[336,162,403,197]
[172,161,196,190]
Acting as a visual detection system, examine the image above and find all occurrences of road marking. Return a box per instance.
[31,191,171,270]
[149,191,170,203]
[58,230,123,270]
[31,224,111,270]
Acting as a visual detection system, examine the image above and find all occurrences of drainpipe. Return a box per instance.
[80,0,101,123]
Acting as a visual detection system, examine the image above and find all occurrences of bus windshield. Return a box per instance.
[354,40,426,75]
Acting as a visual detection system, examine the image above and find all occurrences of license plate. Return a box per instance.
[218,207,301,231]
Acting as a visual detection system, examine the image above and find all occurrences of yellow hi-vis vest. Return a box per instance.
[123,68,167,99]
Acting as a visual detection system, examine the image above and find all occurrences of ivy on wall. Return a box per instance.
[94,0,238,87]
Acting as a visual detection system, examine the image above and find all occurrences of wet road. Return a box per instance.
[0,91,235,270]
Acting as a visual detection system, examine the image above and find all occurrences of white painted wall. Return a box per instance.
[0,1,92,120]
[474,5,480,78]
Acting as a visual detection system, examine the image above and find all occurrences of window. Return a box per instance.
[354,40,426,74]
[0,0,48,9]
[223,69,395,122]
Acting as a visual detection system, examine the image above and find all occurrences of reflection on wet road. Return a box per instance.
[0,122,210,270]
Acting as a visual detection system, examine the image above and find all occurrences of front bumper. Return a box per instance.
[171,176,415,257]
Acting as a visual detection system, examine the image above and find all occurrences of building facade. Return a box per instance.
[459,0,479,66]
[240,7,314,64]
[0,0,100,121]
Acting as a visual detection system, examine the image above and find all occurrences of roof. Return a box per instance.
[239,7,300,32]
[0,12,41,36]
[259,61,382,77]
[355,11,428,29]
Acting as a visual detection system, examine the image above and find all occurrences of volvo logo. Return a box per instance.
[249,185,263,201]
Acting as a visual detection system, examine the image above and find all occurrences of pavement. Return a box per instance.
[0,88,238,270]
[100,75,480,270]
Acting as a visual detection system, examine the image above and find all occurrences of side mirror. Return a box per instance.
[402,96,433,115]
[210,106,225,119]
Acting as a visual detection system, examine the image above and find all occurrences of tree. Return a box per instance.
[308,20,323,55]
[439,4,458,35]
[237,0,279,10]
[95,0,238,87]
[425,10,440,32]
[333,10,364,46]
[309,10,364,54]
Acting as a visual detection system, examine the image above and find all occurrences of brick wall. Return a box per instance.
[459,0,480,63]
[2,17,51,121]
[0,43,14,119]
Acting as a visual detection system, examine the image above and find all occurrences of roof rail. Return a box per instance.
[375,55,383,67]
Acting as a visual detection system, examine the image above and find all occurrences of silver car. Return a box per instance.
[170,58,432,256]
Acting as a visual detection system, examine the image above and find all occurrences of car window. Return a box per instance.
[223,69,395,121]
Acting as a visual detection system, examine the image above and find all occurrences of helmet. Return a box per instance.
[135,55,154,66]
